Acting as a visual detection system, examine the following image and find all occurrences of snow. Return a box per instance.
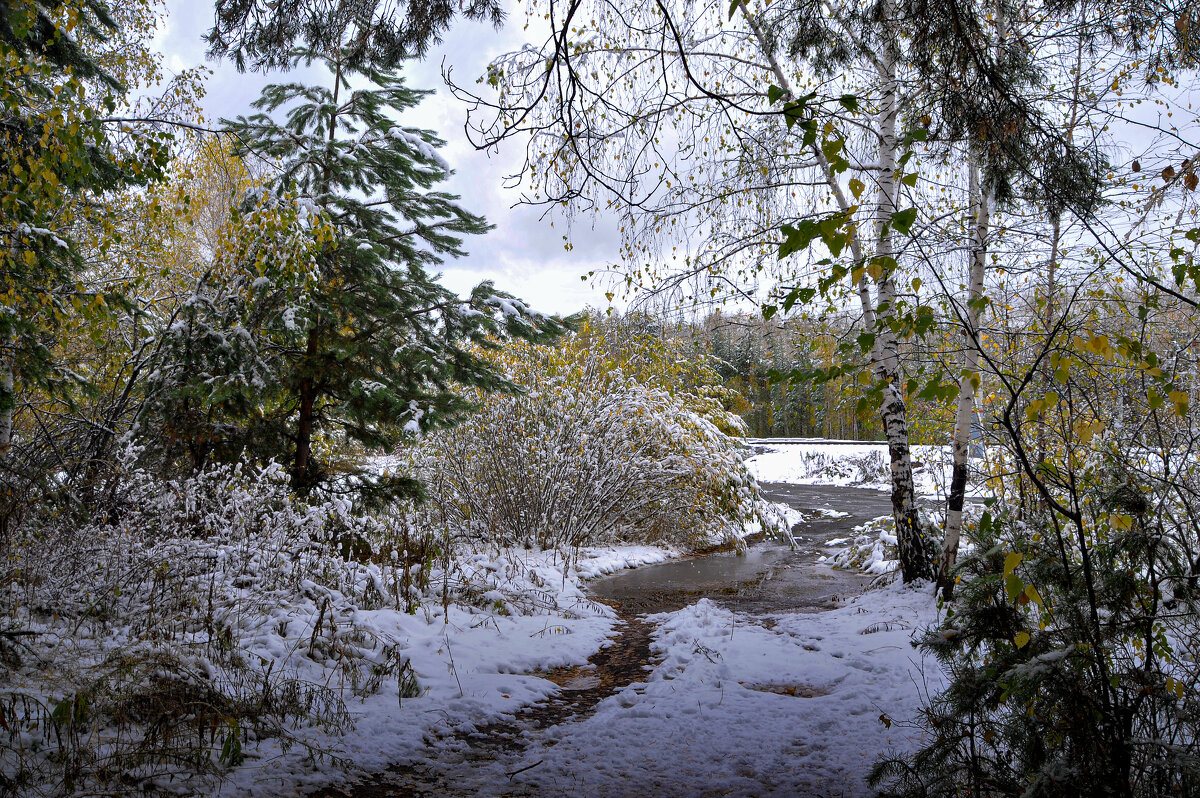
[775,501,807,531]
[216,555,941,798]
[7,445,947,797]
[217,547,653,796]
[506,586,941,797]
[572,545,678,579]
[403,400,425,434]
[388,128,451,174]
[746,440,992,499]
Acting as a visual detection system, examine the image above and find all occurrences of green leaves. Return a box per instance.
[890,207,918,235]
[1,0,176,434]
[778,211,853,261]
[219,722,244,766]
[782,286,816,312]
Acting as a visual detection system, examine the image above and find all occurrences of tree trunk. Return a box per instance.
[292,54,342,497]
[939,146,990,598]
[873,0,930,583]
[741,0,928,581]
[0,354,12,458]
[292,326,320,495]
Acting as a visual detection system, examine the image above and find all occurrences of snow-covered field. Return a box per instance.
[746,439,990,499]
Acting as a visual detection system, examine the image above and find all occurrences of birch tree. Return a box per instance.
[457,0,941,579]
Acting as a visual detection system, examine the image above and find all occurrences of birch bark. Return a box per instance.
[939,145,990,597]
[743,0,930,581]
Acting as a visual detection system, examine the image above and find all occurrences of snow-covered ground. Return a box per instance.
[213,442,944,797]
[219,546,675,796]
[224,561,939,798]
[746,439,990,499]
[507,585,940,797]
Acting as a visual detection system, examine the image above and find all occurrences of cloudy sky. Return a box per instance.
[156,1,623,316]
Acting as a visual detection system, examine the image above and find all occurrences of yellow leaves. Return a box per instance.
[1109,513,1133,532]
[1082,334,1115,359]
[1003,552,1023,577]
[1166,677,1186,699]
[1075,418,1106,444]
[1168,390,1189,417]
[1025,392,1058,421]
[849,178,865,200]
[1014,631,1031,649]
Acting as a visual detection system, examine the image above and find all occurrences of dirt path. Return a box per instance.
[311,599,658,798]
[313,484,893,797]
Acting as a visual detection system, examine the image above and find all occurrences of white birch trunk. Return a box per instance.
[872,0,930,582]
[744,0,928,581]
[938,145,990,597]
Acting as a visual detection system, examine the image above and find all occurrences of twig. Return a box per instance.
[506,759,544,779]
[444,635,464,698]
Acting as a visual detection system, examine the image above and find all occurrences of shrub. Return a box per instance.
[0,453,415,796]
[408,330,785,552]
[872,456,1200,798]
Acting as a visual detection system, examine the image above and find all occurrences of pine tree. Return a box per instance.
[205,0,505,71]
[165,47,565,501]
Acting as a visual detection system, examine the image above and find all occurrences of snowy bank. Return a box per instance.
[745,439,991,499]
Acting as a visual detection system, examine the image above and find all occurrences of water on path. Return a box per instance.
[312,483,900,797]
[587,483,902,615]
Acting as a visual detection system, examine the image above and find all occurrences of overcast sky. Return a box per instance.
[156,1,622,317]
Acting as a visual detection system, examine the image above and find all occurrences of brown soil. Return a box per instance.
[744,682,831,698]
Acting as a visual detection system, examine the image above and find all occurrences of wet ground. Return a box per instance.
[587,483,900,616]
[314,483,904,798]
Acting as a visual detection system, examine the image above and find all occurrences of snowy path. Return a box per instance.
[312,486,940,798]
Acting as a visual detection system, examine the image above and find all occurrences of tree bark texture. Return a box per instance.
[939,147,990,598]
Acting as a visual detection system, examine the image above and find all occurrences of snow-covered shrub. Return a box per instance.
[0,455,416,796]
[844,449,889,484]
[874,436,1200,796]
[829,516,900,576]
[409,331,785,552]
[830,509,947,577]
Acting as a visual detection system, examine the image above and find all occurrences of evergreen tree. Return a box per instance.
[148,47,564,501]
[205,0,504,71]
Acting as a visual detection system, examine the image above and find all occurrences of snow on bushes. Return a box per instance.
[0,446,658,796]
[0,456,419,796]
[407,330,786,552]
